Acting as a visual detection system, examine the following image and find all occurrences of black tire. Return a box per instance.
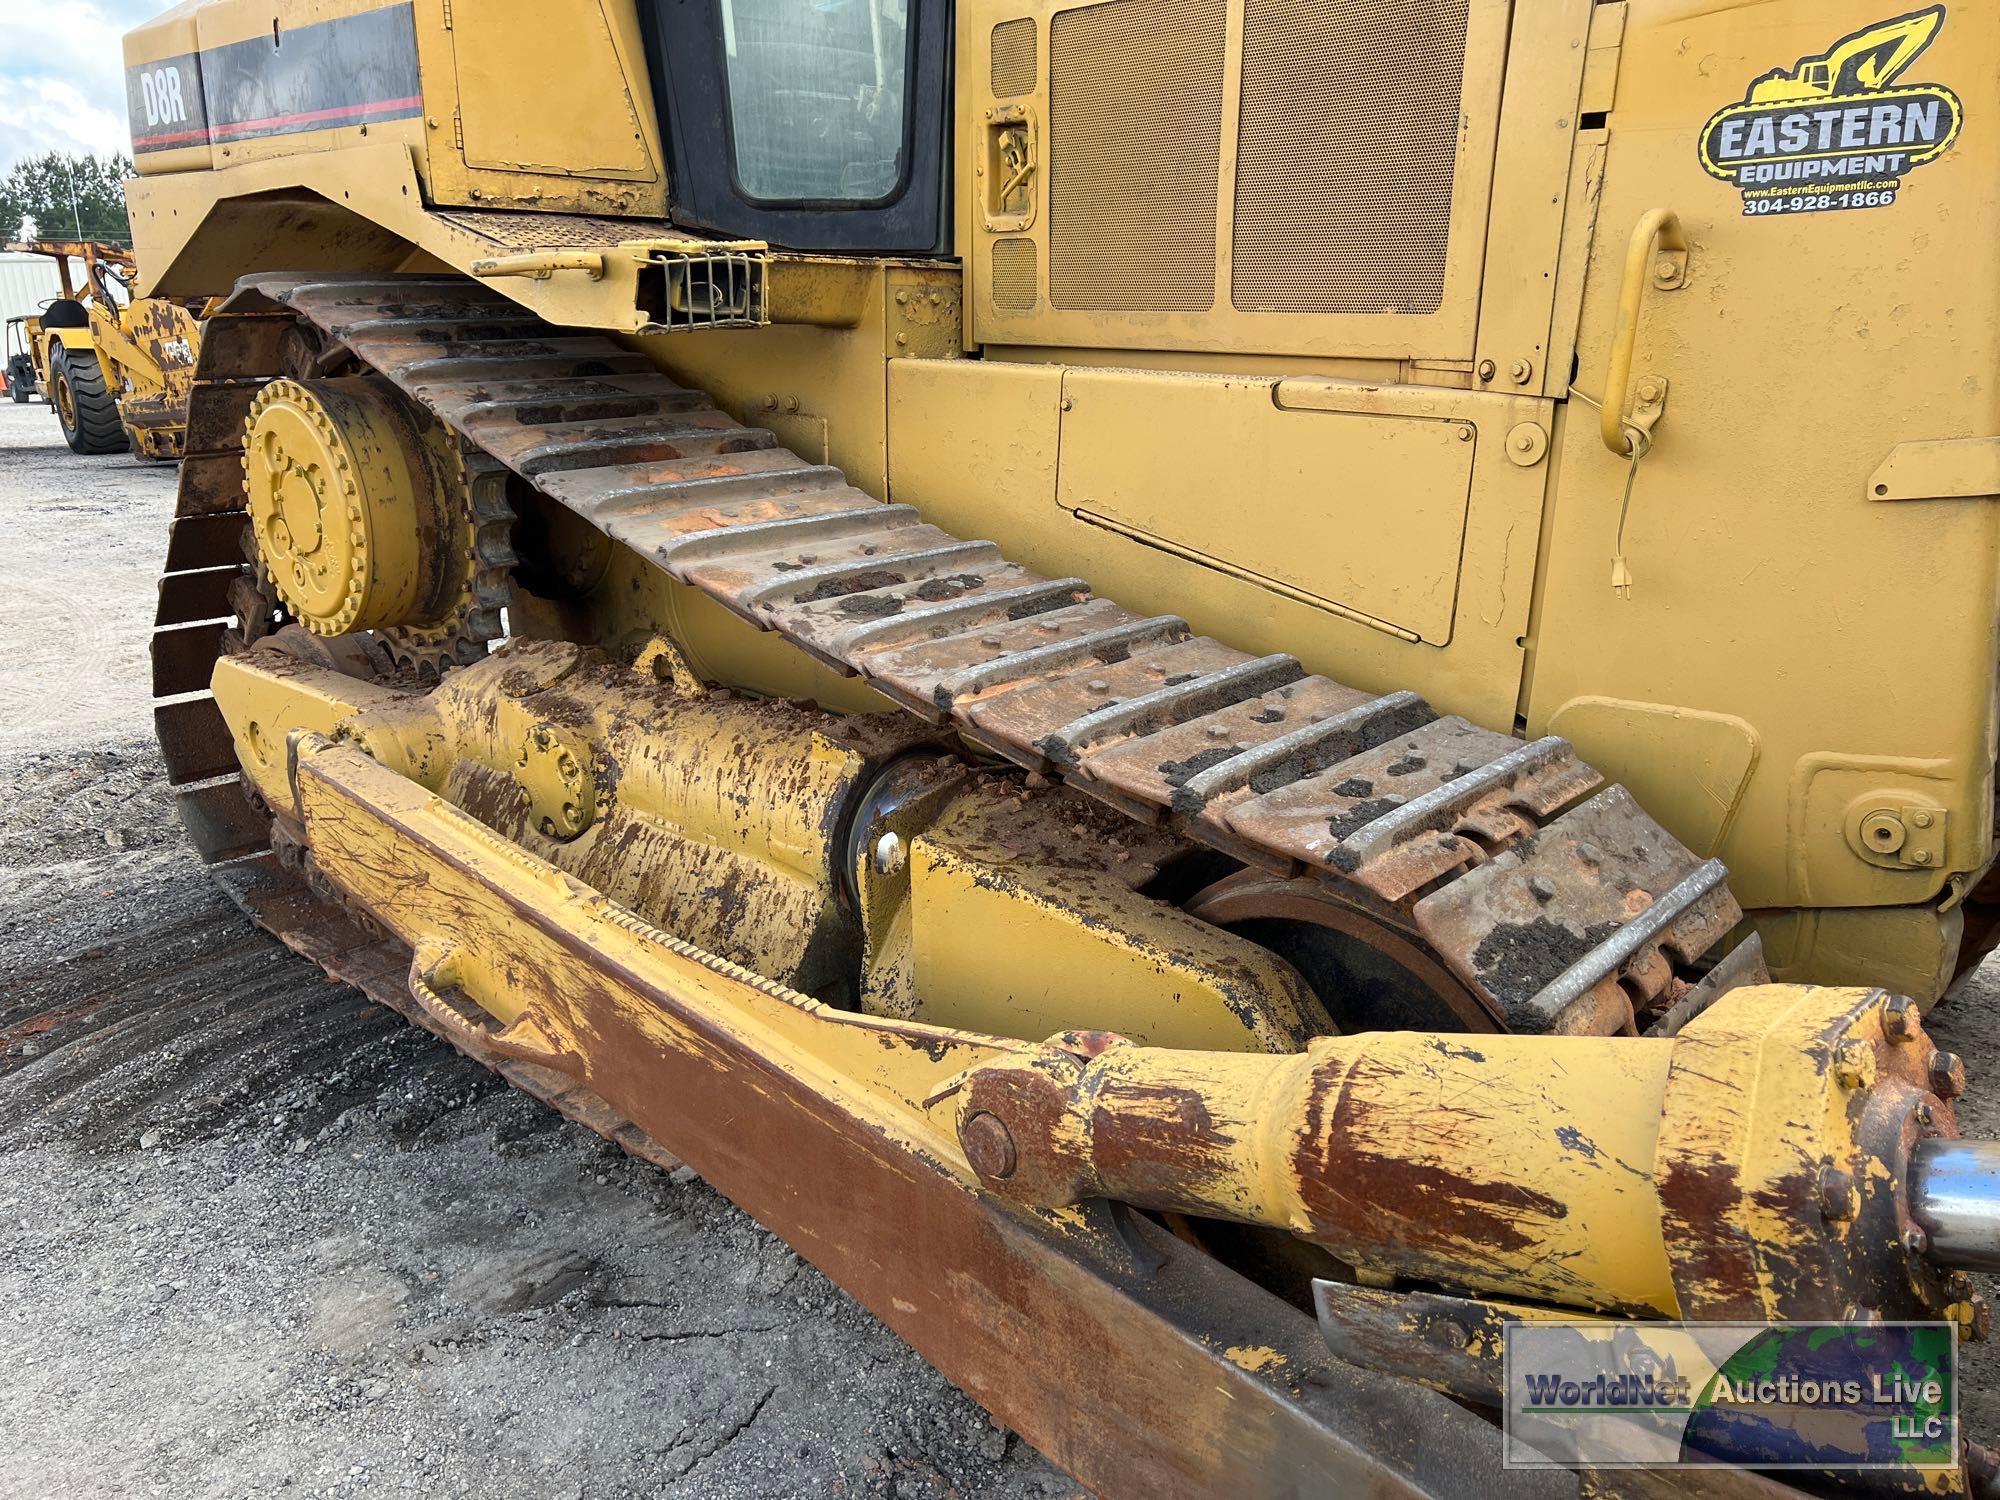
[7,383,26,405]
[50,345,124,455]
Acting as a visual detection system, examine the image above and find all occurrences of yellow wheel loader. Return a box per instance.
[3,239,201,460]
[120,0,2000,1492]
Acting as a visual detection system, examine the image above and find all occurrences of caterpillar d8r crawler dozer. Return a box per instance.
[122,0,2000,1492]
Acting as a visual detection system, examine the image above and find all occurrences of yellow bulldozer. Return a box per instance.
[2,238,201,459]
[120,0,2000,1492]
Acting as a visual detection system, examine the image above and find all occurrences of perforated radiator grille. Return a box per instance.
[990,17,1037,96]
[991,238,1038,309]
[1231,0,1469,316]
[1048,0,1225,312]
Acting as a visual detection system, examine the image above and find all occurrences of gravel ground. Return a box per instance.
[3,398,1999,1497]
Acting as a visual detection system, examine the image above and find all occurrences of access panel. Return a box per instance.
[1055,370,1477,644]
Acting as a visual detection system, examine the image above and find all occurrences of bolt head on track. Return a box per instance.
[243,377,435,636]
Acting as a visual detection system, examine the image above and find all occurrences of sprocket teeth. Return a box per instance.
[377,421,514,674]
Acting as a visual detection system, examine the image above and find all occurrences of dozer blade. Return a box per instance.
[269,733,1554,1499]
[173,726,1981,1498]
[270,730,1914,1498]
[163,274,1757,1038]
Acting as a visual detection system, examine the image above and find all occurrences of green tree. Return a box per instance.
[0,152,134,247]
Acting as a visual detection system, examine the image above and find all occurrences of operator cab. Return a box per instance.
[3,317,37,402]
[639,0,951,253]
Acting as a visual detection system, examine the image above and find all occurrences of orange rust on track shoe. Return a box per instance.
[158,273,1762,1035]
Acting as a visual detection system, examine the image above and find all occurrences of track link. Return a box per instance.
[154,274,1767,1036]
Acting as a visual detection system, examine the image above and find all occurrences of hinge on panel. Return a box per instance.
[441,0,453,28]
[452,110,464,150]
[1847,801,1950,872]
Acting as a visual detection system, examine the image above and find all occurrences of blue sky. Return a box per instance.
[1,1,171,170]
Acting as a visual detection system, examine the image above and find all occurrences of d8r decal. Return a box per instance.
[139,66,191,127]
[125,4,421,156]
[127,52,210,151]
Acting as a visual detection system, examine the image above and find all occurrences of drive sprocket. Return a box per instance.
[238,374,512,680]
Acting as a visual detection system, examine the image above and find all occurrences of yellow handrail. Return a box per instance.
[1600,208,1687,456]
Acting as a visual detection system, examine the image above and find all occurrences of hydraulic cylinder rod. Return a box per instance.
[1915,1139,2000,1271]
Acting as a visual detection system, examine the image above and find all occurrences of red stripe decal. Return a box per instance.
[132,124,215,148]
[133,95,423,150]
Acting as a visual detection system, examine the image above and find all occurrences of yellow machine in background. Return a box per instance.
[3,240,201,459]
[118,0,2000,1492]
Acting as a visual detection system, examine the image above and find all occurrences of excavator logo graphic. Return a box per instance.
[1699,7,1964,216]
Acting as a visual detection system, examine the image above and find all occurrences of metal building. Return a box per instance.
[0,252,76,327]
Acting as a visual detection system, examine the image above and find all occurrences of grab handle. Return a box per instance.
[408,939,581,1076]
[1600,209,1689,457]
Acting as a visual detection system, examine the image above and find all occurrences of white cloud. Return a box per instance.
[0,79,133,174]
[0,1,170,170]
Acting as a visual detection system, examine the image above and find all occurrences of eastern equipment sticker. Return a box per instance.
[1699,6,1963,217]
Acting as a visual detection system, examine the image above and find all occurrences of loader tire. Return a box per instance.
[50,346,125,455]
